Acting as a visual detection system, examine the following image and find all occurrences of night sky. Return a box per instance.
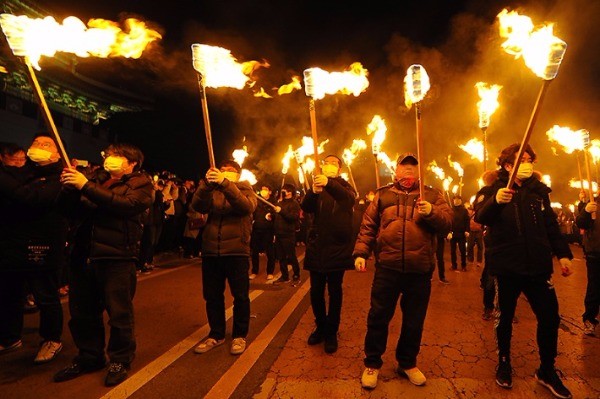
[28,0,600,204]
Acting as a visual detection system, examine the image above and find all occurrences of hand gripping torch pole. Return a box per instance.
[255,193,278,210]
[24,58,70,167]
[191,44,216,169]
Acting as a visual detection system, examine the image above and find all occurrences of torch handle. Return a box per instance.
[346,163,359,197]
[373,153,381,188]
[255,193,278,210]
[584,149,596,220]
[577,152,584,194]
[309,99,321,174]
[482,127,488,172]
[197,74,216,169]
[507,80,552,189]
[415,103,425,199]
[24,58,70,167]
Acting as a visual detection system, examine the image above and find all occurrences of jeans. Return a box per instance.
[467,230,484,263]
[364,267,432,369]
[309,270,345,335]
[68,260,137,365]
[201,256,250,339]
[496,274,560,368]
[0,269,63,345]
[583,254,600,324]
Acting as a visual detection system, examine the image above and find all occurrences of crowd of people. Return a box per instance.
[1,136,598,399]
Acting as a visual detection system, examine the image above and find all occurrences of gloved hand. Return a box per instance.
[61,168,89,190]
[559,258,573,277]
[354,257,366,272]
[465,231,470,238]
[585,202,597,214]
[495,188,514,204]
[447,232,453,240]
[205,168,224,185]
[417,200,432,215]
[265,213,272,221]
[274,206,282,213]
[313,174,328,188]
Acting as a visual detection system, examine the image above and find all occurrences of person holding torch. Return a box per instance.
[474,143,573,398]
[354,153,452,389]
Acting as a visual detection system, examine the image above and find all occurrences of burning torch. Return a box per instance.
[342,139,366,196]
[367,115,386,188]
[404,64,431,199]
[0,14,160,167]
[582,130,596,219]
[497,9,567,189]
[475,82,502,171]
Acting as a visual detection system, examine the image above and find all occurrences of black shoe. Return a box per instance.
[292,275,300,281]
[495,357,512,389]
[324,334,338,354]
[105,362,130,387]
[535,367,572,399]
[274,277,289,284]
[307,329,325,345]
[54,361,106,382]
[140,266,152,274]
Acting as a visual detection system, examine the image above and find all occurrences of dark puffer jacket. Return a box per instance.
[353,182,452,274]
[273,198,300,237]
[0,161,68,272]
[68,171,154,262]
[192,178,257,257]
[301,177,356,272]
[474,169,572,277]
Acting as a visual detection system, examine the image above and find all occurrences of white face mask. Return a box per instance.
[516,163,534,180]
[222,171,239,183]
[27,148,53,163]
[260,189,270,198]
[322,164,339,178]
[104,156,125,173]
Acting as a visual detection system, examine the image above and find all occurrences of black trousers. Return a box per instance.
[275,235,300,279]
[0,269,63,345]
[364,268,431,370]
[201,256,250,339]
[450,235,467,269]
[583,254,600,324]
[481,264,496,310]
[68,260,137,366]
[496,274,560,368]
[250,230,276,275]
[467,231,484,263]
[435,235,446,280]
[309,270,345,335]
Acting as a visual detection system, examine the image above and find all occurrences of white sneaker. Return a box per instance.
[267,274,274,280]
[230,337,246,355]
[194,338,225,354]
[361,367,379,389]
[584,320,597,336]
[249,274,257,280]
[398,366,426,386]
[34,341,63,364]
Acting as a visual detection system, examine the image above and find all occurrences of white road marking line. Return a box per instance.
[100,289,264,399]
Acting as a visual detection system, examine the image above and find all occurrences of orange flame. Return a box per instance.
[277,76,302,95]
[546,125,586,154]
[497,9,567,80]
[232,145,249,167]
[447,155,464,177]
[589,139,600,164]
[0,14,161,70]
[366,115,387,155]
[253,87,272,98]
[281,145,295,174]
[427,161,446,180]
[443,177,453,192]
[191,44,269,89]
[342,139,367,166]
[404,64,430,108]
[377,152,396,174]
[459,138,484,162]
[475,82,502,128]
[240,169,257,185]
[569,179,598,192]
[303,62,369,100]
[542,174,552,187]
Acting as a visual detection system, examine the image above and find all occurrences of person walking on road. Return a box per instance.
[354,153,452,389]
[273,184,302,284]
[301,155,356,354]
[474,143,574,399]
[191,160,257,356]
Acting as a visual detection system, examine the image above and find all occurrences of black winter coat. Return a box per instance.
[67,171,154,263]
[474,169,572,277]
[451,205,470,236]
[301,177,356,272]
[253,199,275,233]
[0,161,68,272]
[273,198,300,237]
[192,179,257,257]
